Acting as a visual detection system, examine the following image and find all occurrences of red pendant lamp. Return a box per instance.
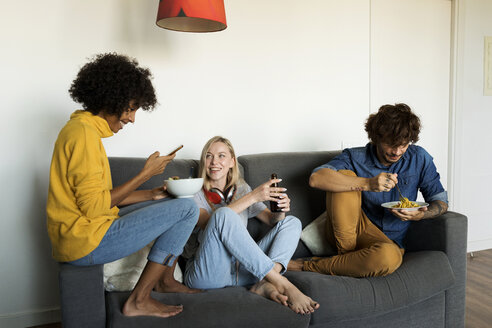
[156,0,227,33]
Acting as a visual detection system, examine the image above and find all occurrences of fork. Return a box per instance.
[395,183,406,202]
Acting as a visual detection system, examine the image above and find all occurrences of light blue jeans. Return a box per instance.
[184,207,302,289]
[69,198,199,267]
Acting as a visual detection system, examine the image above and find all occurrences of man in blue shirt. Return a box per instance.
[288,103,448,277]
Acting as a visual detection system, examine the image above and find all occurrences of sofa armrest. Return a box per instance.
[405,211,468,328]
[58,263,106,328]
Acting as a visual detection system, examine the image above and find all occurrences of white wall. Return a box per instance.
[452,0,492,252]
[371,0,451,186]
[0,0,463,326]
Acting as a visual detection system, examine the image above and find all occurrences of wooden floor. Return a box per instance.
[465,248,492,328]
[29,249,492,328]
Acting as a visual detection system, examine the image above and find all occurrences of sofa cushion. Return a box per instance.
[106,286,310,328]
[284,251,454,324]
[103,242,184,292]
[300,211,337,256]
[308,293,445,328]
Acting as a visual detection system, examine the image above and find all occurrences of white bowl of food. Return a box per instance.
[164,177,203,198]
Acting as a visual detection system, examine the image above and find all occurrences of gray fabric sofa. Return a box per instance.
[58,151,467,328]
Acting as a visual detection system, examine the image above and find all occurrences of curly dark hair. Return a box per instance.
[365,103,421,146]
[69,53,157,116]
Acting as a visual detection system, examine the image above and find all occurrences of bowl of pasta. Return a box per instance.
[381,200,429,211]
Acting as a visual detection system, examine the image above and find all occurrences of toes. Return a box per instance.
[292,305,306,315]
[305,301,319,313]
[273,294,288,306]
[278,295,289,306]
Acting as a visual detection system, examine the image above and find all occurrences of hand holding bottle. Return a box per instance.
[269,173,290,212]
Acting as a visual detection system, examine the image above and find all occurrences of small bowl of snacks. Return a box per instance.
[164,176,203,198]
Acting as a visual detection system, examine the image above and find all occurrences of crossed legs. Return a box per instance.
[185,208,319,314]
[289,170,403,278]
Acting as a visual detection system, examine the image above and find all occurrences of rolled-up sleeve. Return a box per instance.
[419,150,448,204]
[312,149,353,174]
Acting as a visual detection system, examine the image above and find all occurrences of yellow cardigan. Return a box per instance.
[47,110,119,262]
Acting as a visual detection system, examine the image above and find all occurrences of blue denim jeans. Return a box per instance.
[184,207,302,289]
[69,198,199,267]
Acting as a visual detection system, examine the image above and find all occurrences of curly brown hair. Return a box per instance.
[69,53,157,116]
[365,103,421,146]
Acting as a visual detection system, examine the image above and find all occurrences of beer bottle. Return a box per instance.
[270,173,282,212]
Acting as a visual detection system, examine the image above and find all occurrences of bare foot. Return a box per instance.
[268,274,320,315]
[250,280,289,306]
[122,295,183,318]
[154,278,202,294]
[287,259,304,271]
[283,283,319,315]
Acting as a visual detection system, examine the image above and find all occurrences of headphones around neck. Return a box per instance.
[204,185,237,204]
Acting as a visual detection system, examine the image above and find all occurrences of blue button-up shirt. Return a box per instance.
[313,143,447,247]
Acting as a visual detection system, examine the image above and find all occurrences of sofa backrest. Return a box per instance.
[109,157,246,189]
[110,151,341,222]
[109,150,341,258]
[109,157,200,189]
[238,151,341,227]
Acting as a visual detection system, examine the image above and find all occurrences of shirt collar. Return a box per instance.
[70,110,114,138]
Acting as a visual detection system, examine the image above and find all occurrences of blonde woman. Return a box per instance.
[183,136,319,314]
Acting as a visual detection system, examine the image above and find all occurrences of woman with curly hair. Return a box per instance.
[47,53,199,318]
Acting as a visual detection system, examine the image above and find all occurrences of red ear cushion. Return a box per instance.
[204,189,222,204]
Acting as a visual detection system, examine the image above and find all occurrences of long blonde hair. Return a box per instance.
[199,136,240,191]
